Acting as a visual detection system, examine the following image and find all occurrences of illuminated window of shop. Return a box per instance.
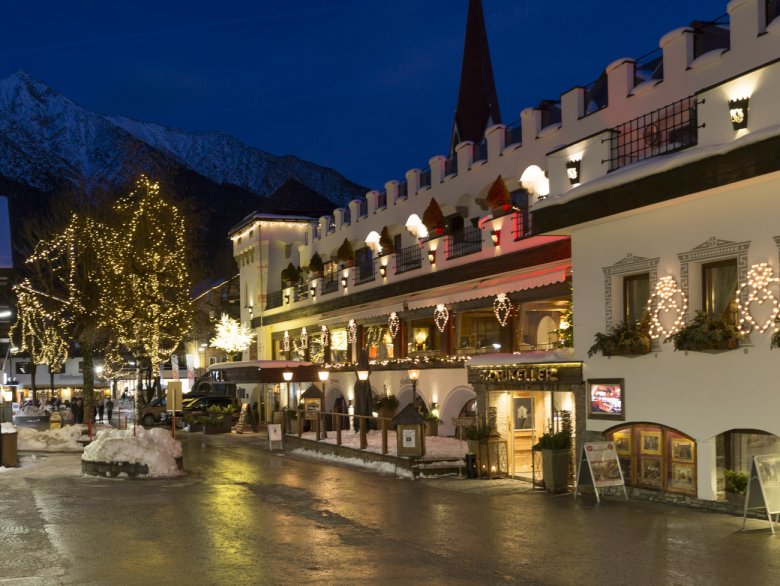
[623,273,650,323]
[362,323,396,360]
[702,259,738,325]
[456,308,502,355]
[329,328,349,363]
[608,424,696,496]
[407,317,439,355]
[514,298,570,352]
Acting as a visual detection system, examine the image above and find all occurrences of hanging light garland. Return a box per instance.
[347,319,357,343]
[388,312,400,338]
[434,304,450,333]
[321,325,329,346]
[648,276,688,339]
[283,330,291,352]
[300,327,309,350]
[493,293,512,327]
[737,262,780,334]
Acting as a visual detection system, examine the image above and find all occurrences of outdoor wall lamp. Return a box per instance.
[427,249,436,264]
[728,97,749,130]
[341,276,348,288]
[565,159,581,186]
[490,229,500,246]
[379,265,387,278]
[407,367,420,404]
[282,371,293,382]
[284,293,290,304]
[310,284,317,297]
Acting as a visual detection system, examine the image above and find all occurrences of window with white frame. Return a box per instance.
[602,253,659,330]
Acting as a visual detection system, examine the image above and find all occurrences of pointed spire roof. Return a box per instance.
[451,0,501,154]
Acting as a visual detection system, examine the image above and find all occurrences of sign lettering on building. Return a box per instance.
[467,363,582,386]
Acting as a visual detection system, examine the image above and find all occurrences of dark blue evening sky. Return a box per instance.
[1,0,727,190]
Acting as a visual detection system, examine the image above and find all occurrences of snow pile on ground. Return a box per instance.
[17,425,85,452]
[1,421,15,434]
[82,427,182,478]
[16,405,47,416]
[291,448,414,478]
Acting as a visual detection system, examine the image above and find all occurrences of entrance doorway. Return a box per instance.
[510,392,540,480]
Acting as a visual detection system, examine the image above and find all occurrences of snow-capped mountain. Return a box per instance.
[0,70,365,206]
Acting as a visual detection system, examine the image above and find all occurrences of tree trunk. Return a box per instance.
[82,346,95,425]
[30,362,38,402]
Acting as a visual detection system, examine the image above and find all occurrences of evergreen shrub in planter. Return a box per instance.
[587,318,651,357]
[666,311,739,352]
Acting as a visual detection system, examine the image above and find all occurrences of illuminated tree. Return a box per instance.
[106,176,193,401]
[10,283,69,399]
[22,211,115,416]
[210,314,255,358]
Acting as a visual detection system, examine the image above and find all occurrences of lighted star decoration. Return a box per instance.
[434,304,450,333]
[493,293,512,327]
[347,319,357,343]
[210,314,255,353]
[384,312,398,339]
[648,276,688,340]
[737,263,780,335]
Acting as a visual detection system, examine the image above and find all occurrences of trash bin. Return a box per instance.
[1,428,18,468]
[465,453,478,478]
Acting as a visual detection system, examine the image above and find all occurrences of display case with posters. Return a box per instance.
[587,379,625,420]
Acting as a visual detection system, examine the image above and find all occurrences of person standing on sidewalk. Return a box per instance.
[97,400,105,423]
[106,399,114,424]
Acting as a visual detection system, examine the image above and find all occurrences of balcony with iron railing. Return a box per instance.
[606,96,699,172]
[293,282,309,302]
[321,277,339,295]
[353,260,376,286]
[446,225,482,260]
[266,290,283,310]
[395,243,422,274]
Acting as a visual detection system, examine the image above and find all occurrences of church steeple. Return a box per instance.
[450,0,501,155]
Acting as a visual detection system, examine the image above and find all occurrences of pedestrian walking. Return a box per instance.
[107,399,114,424]
[74,398,84,424]
[98,400,105,423]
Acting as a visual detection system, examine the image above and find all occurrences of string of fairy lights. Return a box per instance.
[12,175,193,381]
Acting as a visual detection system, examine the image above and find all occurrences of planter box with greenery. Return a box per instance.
[203,405,236,434]
[374,394,399,420]
[667,311,740,352]
[587,318,651,358]
[534,410,573,494]
[424,413,441,436]
[486,175,513,215]
[281,262,301,287]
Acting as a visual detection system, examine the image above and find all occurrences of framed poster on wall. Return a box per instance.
[513,397,534,430]
[640,429,662,456]
[587,379,625,420]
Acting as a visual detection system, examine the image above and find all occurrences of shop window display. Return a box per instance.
[607,424,697,495]
[408,317,439,356]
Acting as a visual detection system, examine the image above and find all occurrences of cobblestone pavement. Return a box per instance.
[2,431,780,585]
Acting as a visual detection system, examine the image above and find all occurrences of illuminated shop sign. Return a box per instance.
[467,363,582,386]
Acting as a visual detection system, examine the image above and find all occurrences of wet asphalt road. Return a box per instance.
[2,431,780,586]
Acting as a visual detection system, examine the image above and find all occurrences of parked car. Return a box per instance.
[160,395,239,426]
[139,396,168,426]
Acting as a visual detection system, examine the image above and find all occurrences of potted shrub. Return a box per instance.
[465,421,492,455]
[587,318,651,357]
[533,411,572,494]
[424,412,441,437]
[486,175,512,213]
[337,238,355,267]
[286,408,302,434]
[667,311,740,352]
[379,226,395,255]
[204,405,236,434]
[308,252,324,277]
[422,197,445,236]
[374,394,399,420]
[725,468,748,506]
[281,262,301,287]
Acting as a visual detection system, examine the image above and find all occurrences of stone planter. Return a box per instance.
[542,448,570,494]
[204,414,232,435]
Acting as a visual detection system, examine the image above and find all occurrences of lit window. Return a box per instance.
[702,259,738,325]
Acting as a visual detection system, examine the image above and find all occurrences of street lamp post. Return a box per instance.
[356,350,370,449]
[283,370,293,433]
[318,369,329,440]
[407,368,420,409]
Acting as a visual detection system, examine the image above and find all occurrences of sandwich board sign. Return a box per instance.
[575,441,628,503]
[741,454,780,534]
[267,424,283,451]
